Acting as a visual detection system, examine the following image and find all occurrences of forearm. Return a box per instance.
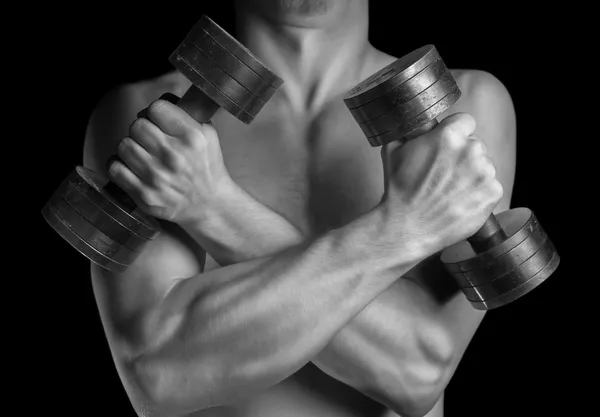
[132,209,424,414]
[179,177,305,265]
[180,183,449,413]
[311,277,455,417]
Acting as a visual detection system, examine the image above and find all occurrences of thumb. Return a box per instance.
[381,137,409,177]
[137,92,180,119]
[433,112,477,138]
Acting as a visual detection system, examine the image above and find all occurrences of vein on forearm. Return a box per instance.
[175,184,448,411]
[181,180,305,265]
[135,216,414,409]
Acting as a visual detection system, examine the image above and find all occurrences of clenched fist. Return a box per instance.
[108,94,231,225]
[378,112,503,257]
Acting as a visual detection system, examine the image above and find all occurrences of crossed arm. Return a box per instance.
[170,69,515,416]
[86,70,515,417]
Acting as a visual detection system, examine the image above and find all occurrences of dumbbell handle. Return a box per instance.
[173,84,222,124]
[402,119,507,254]
[103,85,220,212]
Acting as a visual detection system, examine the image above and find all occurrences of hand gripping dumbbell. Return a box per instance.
[344,46,559,310]
[41,15,283,272]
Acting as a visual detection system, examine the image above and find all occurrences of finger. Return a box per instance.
[107,158,151,207]
[145,96,206,141]
[117,137,162,187]
[466,135,487,157]
[437,112,477,138]
[129,117,184,172]
[468,146,497,188]
[137,93,180,119]
[129,117,169,158]
[384,135,406,154]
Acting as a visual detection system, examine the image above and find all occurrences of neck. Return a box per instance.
[234,2,373,115]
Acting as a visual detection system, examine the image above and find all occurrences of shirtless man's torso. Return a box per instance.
[83,2,516,416]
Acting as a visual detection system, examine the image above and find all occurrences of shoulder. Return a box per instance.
[370,47,517,157]
[83,71,206,331]
[82,71,188,175]
[365,49,515,132]
[448,69,516,139]
[452,68,512,100]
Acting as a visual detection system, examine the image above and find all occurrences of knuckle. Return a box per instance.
[439,125,464,149]
[137,188,155,207]
[486,160,496,178]
[129,117,149,137]
[467,138,486,157]
[457,112,477,129]
[107,160,121,178]
[130,117,144,132]
[117,137,133,156]
[437,132,454,150]
[200,123,218,140]
[440,113,477,145]
[479,139,487,155]
[478,155,496,177]
[108,161,129,184]
[183,123,206,144]
[147,99,168,118]
[450,112,477,134]
[165,150,186,171]
[148,168,165,187]
[493,180,504,199]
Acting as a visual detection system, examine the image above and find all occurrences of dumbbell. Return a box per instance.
[41,15,283,272]
[344,45,559,310]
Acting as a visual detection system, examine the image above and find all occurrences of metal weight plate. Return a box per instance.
[42,204,129,273]
[173,42,267,116]
[366,86,461,147]
[186,26,278,99]
[198,15,283,89]
[66,167,160,240]
[460,233,555,301]
[359,70,457,138]
[59,179,150,251]
[47,194,141,265]
[344,45,440,109]
[45,194,141,267]
[468,251,560,310]
[450,219,546,288]
[42,15,285,273]
[349,58,447,123]
[171,50,256,124]
[442,208,538,273]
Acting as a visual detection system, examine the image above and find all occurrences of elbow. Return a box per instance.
[129,357,216,416]
[132,360,170,409]
[376,330,456,417]
[400,387,445,417]
[383,363,449,417]
[129,359,176,416]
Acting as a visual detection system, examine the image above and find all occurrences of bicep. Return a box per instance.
[82,84,148,176]
[91,231,204,355]
[406,69,518,376]
[90,241,203,417]
[84,84,206,353]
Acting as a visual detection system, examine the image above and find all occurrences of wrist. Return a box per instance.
[176,176,304,265]
[336,206,432,275]
[177,175,238,238]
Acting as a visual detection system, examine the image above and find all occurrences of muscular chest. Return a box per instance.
[213,98,385,236]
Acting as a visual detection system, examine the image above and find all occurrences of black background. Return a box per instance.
[29,3,569,416]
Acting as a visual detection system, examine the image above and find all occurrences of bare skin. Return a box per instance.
[83,1,515,416]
